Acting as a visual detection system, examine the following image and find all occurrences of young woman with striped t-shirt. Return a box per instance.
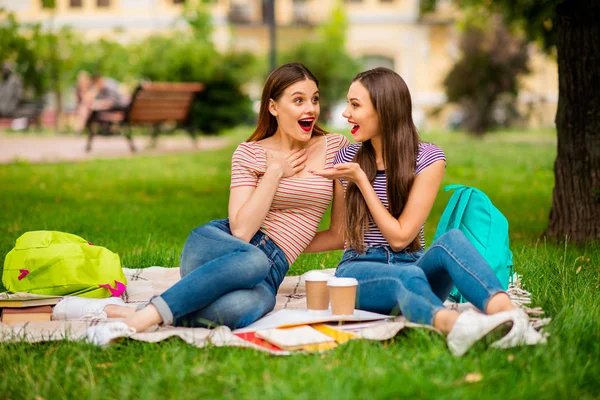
[310,68,536,356]
[83,63,350,344]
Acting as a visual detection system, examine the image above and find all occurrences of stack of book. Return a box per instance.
[1,306,53,323]
[0,293,61,324]
[235,325,359,352]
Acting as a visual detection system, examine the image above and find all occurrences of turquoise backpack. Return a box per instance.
[434,185,513,303]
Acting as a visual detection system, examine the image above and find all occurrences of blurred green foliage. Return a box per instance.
[0,4,255,134]
[443,16,530,135]
[0,2,361,133]
[420,0,558,52]
[281,5,361,120]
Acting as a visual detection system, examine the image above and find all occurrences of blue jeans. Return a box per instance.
[149,219,289,330]
[335,229,505,325]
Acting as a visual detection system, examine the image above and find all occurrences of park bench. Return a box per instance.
[85,82,205,152]
[0,100,45,131]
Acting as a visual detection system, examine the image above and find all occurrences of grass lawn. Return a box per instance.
[0,127,598,399]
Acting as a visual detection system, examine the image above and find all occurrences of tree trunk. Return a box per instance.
[54,85,62,132]
[547,0,600,242]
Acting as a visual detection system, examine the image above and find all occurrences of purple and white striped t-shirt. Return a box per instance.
[334,142,446,250]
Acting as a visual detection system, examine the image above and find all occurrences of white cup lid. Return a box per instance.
[303,270,332,282]
[327,277,358,287]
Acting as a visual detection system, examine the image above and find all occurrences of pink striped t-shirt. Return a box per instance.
[230,133,351,264]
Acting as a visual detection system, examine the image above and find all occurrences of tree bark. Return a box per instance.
[547,0,600,242]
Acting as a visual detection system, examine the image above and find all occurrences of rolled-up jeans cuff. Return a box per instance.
[146,296,174,326]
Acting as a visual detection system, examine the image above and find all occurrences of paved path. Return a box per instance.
[0,134,229,164]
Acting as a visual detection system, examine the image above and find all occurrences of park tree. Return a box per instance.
[132,0,256,134]
[281,6,361,120]
[0,7,87,130]
[444,16,529,135]
[423,0,599,242]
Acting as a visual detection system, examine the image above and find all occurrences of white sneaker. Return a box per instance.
[52,296,126,320]
[446,309,515,356]
[86,322,136,345]
[491,308,547,348]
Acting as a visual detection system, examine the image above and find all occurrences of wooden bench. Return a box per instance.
[86,82,205,152]
[0,100,44,131]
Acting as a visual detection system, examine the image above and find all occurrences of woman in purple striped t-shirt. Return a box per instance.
[310,68,536,356]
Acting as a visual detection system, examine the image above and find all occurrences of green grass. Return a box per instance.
[1,128,599,399]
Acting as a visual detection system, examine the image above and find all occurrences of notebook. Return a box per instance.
[0,293,62,308]
[255,326,336,351]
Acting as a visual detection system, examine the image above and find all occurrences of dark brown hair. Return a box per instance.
[345,68,421,253]
[247,63,328,142]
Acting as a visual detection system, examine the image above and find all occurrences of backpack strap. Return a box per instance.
[444,184,467,192]
[435,185,469,239]
[451,188,473,229]
[435,191,461,239]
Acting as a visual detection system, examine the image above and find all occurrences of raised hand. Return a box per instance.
[265,148,308,178]
[309,162,368,184]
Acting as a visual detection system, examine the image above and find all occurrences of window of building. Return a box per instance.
[97,0,110,7]
[292,0,310,25]
[70,0,83,7]
[230,2,254,24]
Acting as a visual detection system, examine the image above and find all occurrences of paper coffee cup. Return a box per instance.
[304,271,331,311]
[327,277,358,316]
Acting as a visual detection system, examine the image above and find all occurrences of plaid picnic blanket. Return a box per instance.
[0,267,550,354]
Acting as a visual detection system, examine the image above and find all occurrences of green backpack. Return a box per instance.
[434,185,513,303]
[3,231,127,298]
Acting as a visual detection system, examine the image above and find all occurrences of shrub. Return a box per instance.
[281,5,360,120]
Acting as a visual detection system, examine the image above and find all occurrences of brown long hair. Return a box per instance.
[247,63,328,142]
[345,68,421,253]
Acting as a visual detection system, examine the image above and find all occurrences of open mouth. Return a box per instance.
[351,124,360,134]
[298,118,314,132]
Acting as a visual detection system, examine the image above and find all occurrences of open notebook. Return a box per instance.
[255,326,336,351]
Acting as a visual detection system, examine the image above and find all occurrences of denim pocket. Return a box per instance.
[391,249,421,264]
[208,218,231,233]
[338,250,359,266]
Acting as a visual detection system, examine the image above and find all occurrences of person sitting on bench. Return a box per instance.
[0,62,42,129]
[0,62,23,118]
[74,71,126,135]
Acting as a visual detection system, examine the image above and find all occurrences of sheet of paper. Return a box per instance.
[234,308,392,333]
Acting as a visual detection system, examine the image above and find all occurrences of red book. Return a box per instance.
[234,332,284,353]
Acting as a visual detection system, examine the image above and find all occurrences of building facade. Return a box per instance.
[0,0,557,129]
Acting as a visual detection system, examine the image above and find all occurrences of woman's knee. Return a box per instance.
[180,230,205,277]
[436,229,469,249]
[180,223,255,277]
[180,226,221,276]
